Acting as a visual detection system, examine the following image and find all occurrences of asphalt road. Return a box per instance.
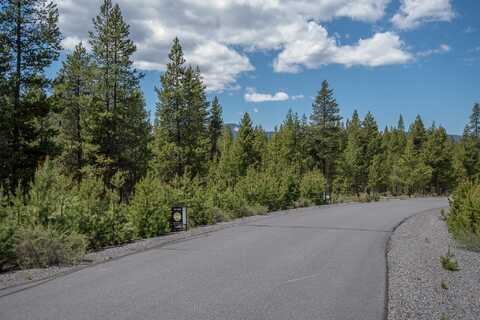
[0,198,447,320]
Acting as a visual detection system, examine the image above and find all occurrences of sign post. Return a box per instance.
[171,207,187,232]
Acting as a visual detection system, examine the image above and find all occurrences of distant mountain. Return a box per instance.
[226,123,463,142]
[448,135,462,143]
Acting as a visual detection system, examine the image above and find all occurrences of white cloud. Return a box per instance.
[274,30,413,72]
[54,0,412,91]
[417,43,451,57]
[291,94,305,100]
[185,42,254,92]
[391,0,454,30]
[245,88,289,103]
[334,32,413,67]
[61,36,88,51]
[253,107,259,113]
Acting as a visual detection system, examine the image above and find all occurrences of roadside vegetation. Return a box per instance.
[1,0,480,271]
[440,247,461,271]
[447,180,480,252]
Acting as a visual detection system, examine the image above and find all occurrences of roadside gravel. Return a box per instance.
[387,208,480,320]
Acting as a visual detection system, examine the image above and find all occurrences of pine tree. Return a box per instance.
[181,66,209,177]
[151,38,185,180]
[336,110,362,195]
[384,115,407,194]
[392,138,432,196]
[422,126,454,194]
[88,0,150,195]
[360,112,381,192]
[465,103,480,139]
[234,113,258,176]
[454,136,480,181]
[152,38,209,181]
[210,127,237,188]
[397,114,405,132]
[308,80,342,192]
[208,96,223,160]
[0,0,61,192]
[266,110,306,172]
[409,115,427,152]
[368,154,387,196]
[52,43,95,181]
[310,80,342,128]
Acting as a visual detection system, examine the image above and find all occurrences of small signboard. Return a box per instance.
[171,207,187,232]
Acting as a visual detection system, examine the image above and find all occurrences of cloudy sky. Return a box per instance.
[51,0,479,133]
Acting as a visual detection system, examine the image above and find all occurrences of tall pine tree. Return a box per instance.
[88,0,150,195]
[152,38,209,181]
[234,112,258,176]
[0,0,61,192]
[465,103,480,139]
[422,126,454,194]
[336,110,362,195]
[308,80,342,192]
[208,96,223,160]
[360,112,382,193]
[52,43,95,181]
[409,115,427,152]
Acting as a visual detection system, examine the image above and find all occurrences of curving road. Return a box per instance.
[0,198,447,320]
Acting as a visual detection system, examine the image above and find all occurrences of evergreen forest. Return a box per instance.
[1,0,480,270]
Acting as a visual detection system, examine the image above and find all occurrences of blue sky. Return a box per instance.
[51,0,479,134]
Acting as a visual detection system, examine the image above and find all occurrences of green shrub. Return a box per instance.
[300,170,326,205]
[174,175,215,227]
[15,226,86,269]
[440,255,460,271]
[210,206,233,223]
[128,175,174,238]
[441,279,449,290]
[26,160,78,229]
[74,173,109,249]
[72,170,134,248]
[213,187,249,218]
[0,220,16,271]
[243,204,268,216]
[203,184,233,222]
[236,167,299,211]
[447,181,480,250]
[294,197,312,208]
[453,231,480,252]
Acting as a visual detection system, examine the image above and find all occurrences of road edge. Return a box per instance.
[383,205,448,320]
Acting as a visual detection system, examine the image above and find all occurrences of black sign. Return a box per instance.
[171,207,186,232]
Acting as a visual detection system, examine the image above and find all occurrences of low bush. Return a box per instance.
[175,176,215,227]
[440,255,460,272]
[236,167,300,211]
[0,220,16,271]
[15,226,86,269]
[441,280,449,290]
[212,187,250,218]
[128,175,173,239]
[299,170,326,205]
[294,198,313,208]
[447,180,480,251]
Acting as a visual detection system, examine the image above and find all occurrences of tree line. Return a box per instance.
[1,0,480,269]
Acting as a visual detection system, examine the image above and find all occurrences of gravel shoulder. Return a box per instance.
[387,208,480,320]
